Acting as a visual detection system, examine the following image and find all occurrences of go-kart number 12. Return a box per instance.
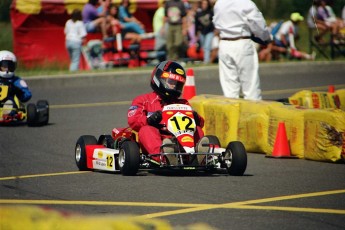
[169,114,195,133]
[106,155,113,168]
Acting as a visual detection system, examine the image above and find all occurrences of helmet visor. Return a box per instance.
[0,60,16,72]
[161,71,185,92]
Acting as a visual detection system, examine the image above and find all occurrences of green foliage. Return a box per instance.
[0,0,11,22]
[253,0,345,19]
[0,23,12,51]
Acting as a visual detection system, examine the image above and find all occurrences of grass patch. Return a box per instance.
[0,22,12,51]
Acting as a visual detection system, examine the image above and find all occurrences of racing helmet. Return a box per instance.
[0,50,17,79]
[150,61,186,100]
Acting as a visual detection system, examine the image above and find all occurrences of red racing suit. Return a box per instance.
[127,91,204,155]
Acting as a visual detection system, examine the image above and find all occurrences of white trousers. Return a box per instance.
[218,39,262,100]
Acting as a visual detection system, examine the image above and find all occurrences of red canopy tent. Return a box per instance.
[10,0,161,68]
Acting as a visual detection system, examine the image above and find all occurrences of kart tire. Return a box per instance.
[75,135,97,171]
[224,141,247,176]
[26,103,37,126]
[118,141,140,176]
[36,100,49,126]
[98,135,114,148]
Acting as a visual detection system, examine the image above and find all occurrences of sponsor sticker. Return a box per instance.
[19,80,28,88]
[176,68,184,75]
[162,71,185,83]
[128,105,138,117]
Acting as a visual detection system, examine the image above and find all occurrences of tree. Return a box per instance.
[0,0,11,22]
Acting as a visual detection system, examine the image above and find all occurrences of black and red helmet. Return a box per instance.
[150,61,186,100]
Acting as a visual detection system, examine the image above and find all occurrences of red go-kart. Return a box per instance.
[75,104,247,176]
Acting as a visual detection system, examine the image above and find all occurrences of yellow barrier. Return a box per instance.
[304,108,345,162]
[0,205,217,230]
[191,94,345,163]
[288,90,343,110]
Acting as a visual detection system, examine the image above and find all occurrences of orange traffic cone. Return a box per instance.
[182,68,196,100]
[328,85,335,93]
[266,122,297,159]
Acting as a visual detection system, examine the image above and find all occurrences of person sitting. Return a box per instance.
[273,13,316,60]
[106,4,142,43]
[127,60,204,164]
[307,0,329,43]
[317,0,345,43]
[118,0,146,36]
[82,0,108,39]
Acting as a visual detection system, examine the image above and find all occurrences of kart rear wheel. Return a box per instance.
[75,135,97,171]
[36,100,49,126]
[224,141,247,176]
[26,103,37,126]
[118,141,140,176]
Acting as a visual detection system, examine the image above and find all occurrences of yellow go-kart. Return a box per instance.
[0,85,49,126]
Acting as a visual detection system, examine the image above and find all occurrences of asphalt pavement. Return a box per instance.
[1,61,345,230]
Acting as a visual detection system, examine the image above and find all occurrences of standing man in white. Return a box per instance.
[213,0,271,100]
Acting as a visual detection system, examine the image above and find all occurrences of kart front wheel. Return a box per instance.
[118,141,140,176]
[75,135,97,171]
[224,141,247,176]
[26,103,37,126]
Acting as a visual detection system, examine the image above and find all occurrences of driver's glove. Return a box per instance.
[147,110,162,127]
[192,110,201,126]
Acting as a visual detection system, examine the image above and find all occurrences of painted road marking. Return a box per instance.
[1,189,344,217]
[50,101,131,109]
[48,84,345,109]
[0,171,90,181]
[140,189,345,218]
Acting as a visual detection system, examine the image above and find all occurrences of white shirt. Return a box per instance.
[307,6,317,28]
[64,19,87,43]
[213,0,270,41]
[275,20,297,49]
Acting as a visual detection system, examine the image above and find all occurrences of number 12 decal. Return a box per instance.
[106,155,113,168]
[170,115,194,131]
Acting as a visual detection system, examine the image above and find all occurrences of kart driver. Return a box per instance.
[0,50,32,114]
[127,60,204,163]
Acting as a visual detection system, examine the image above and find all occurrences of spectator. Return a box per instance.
[213,0,271,100]
[185,1,203,61]
[210,29,219,63]
[97,0,111,15]
[274,13,316,60]
[82,0,108,39]
[165,0,187,61]
[307,0,329,43]
[153,1,167,52]
[64,9,87,71]
[186,2,199,48]
[317,0,345,42]
[195,0,214,64]
[107,4,142,43]
[118,0,146,35]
